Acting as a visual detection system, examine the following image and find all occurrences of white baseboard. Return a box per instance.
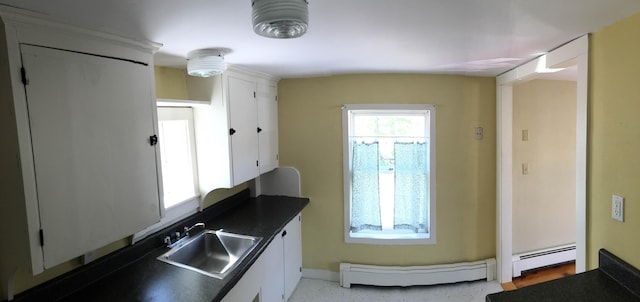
[302,268,340,282]
[339,259,496,288]
[512,244,576,277]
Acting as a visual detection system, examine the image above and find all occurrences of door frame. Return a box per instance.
[496,35,589,282]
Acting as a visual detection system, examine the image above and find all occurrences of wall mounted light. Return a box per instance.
[252,0,309,39]
[187,49,226,77]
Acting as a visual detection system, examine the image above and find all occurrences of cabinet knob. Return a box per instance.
[257,127,262,133]
[282,230,287,237]
[229,128,236,135]
[149,135,158,146]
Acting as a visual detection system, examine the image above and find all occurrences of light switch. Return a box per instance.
[522,129,529,141]
[522,163,529,175]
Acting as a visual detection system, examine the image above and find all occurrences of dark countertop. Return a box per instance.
[10,190,309,302]
[486,249,640,302]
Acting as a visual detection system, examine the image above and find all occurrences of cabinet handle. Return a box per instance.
[257,127,262,133]
[149,135,158,146]
[229,128,236,135]
[282,230,287,237]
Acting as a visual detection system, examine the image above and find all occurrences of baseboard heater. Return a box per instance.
[512,244,576,277]
[339,259,496,288]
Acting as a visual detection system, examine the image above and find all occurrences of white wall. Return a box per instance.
[512,79,576,254]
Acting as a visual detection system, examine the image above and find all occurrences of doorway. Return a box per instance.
[496,35,588,283]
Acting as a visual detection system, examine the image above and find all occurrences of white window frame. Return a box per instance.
[133,100,204,244]
[342,104,436,245]
[157,106,200,208]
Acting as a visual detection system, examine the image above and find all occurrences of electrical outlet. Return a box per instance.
[522,163,529,175]
[612,195,624,222]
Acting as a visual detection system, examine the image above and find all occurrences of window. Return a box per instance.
[132,105,200,243]
[157,107,199,208]
[342,104,436,244]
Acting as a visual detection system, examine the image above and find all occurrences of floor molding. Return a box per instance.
[302,268,340,282]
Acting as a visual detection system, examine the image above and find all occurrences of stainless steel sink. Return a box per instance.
[157,230,262,279]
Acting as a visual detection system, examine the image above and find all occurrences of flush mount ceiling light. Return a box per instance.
[187,49,226,77]
[252,0,309,39]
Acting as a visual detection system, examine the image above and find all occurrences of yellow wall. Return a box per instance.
[154,66,188,99]
[512,79,576,254]
[2,67,246,299]
[278,74,496,271]
[588,12,640,269]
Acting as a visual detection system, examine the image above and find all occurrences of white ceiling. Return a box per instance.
[1,0,639,79]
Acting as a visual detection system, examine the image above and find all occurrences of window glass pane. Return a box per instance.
[158,119,196,208]
[345,107,434,242]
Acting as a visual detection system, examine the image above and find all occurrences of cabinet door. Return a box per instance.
[227,75,259,185]
[221,258,262,302]
[257,81,279,174]
[284,214,303,300]
[21,45,161,268]
[261,233,285,302]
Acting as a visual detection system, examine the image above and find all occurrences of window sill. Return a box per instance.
[346,231,436,245]
[132,196,200,244]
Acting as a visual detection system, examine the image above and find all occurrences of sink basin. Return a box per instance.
[157,230,262,279]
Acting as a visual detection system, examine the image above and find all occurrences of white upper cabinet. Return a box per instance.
[257,80,279,174]
[22,45,161,269]
[189,67,279,194]
[0,8,162,274]
[228,74,261,185]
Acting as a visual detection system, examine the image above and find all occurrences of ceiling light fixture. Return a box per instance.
[252,0,309,39]
[187,49,226,77]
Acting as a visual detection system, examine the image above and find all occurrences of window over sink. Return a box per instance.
[157,107,199,208]
[133,104,202,243]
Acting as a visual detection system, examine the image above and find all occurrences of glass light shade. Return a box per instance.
[187,49,226,77]
[252,0,309,39]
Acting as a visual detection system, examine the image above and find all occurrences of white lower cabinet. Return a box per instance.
[283,214,303,300]
[261,233,285,301]
[222,213,302,302]
[220,256,264,302]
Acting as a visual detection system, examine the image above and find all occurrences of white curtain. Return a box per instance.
[350,142,382,231]
[393,142,428,232]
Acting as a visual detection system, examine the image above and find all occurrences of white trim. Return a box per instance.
[157,99,210,107]
[302,268,341,282]
[157,107,200,209]
[342,104,436,245]
[227,64,280,82]
[496,84,513,282]
[339,259,496,288]
[574,52,588,274]
[496,35,588,282]
[0,6,160,57]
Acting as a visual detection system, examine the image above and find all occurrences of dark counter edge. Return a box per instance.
[7,189,309,302]
[599,248,640,297]
[486,248,640,301]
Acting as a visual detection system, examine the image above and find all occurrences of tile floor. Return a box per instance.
[289,278,503,302]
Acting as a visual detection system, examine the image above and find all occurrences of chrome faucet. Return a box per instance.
[184,222,205,236]
[164,222,206,248]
